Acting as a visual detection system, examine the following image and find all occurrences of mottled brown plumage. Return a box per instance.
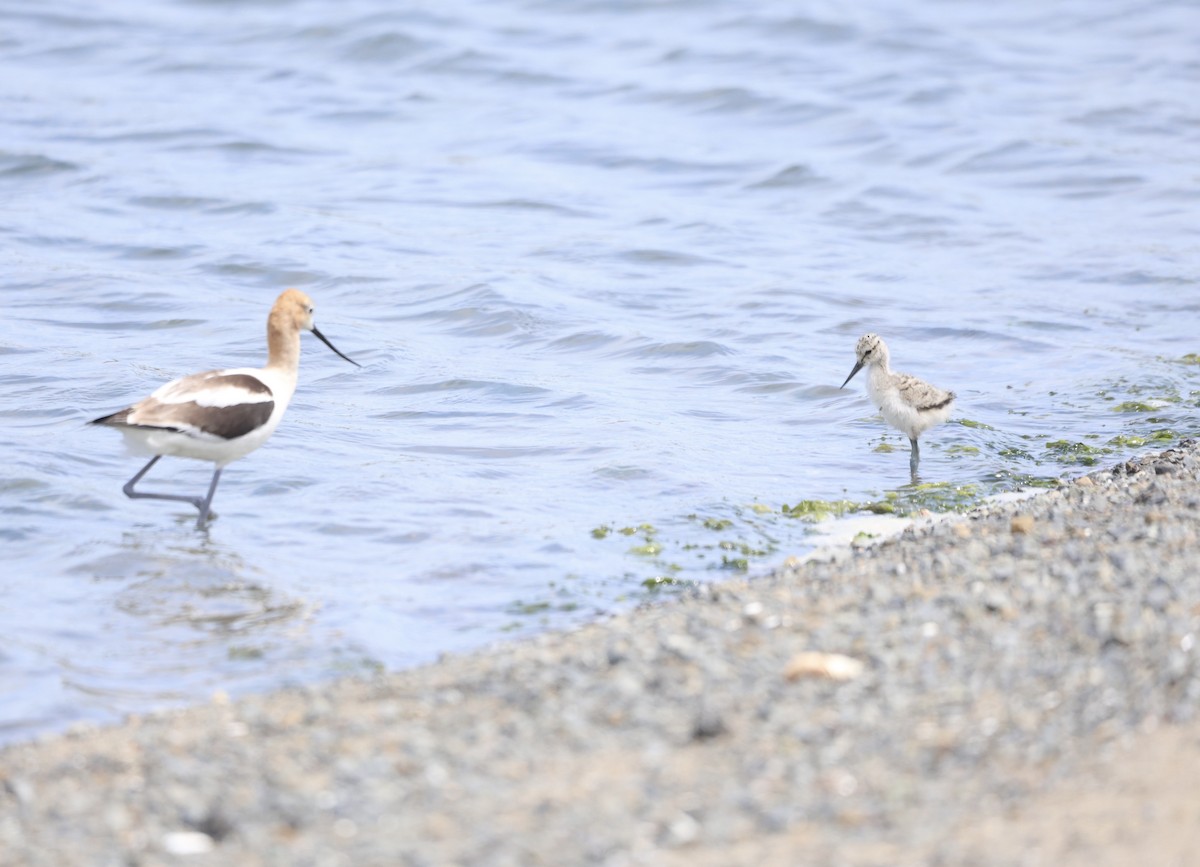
[841,333,955,468]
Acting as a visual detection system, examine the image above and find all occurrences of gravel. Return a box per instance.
[3,442,1200,866]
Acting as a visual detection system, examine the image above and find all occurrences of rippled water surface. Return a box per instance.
[2,0,1199,741]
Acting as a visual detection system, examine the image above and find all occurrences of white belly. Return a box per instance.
[867,371,953,440]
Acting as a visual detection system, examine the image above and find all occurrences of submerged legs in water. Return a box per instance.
[908,438,923,485]
[122,455,223,529]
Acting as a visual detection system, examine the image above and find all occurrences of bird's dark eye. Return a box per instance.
[864,349,872,356]
[306,306,314,315]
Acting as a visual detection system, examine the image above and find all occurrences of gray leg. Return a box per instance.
[909,438,920,468]
[124,455,202,505]
[121,455,221,527]
[194,468,223,529]
[122,455,163,498]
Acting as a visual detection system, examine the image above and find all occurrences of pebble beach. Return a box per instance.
[3,442,1200,866]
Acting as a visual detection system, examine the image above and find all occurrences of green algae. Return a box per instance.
[779,485,986,520]
[863,482,984,516]
[947,445,980,455]
[508,600,552,616]
[981,469,1063,489]
[629,542,663,557]
[641,575,685,590]
[1112,401,1157,413]
[1045,439,1111,466]
[593,504,782,588]
[1108,434,1147,448]
[781,499,859,521]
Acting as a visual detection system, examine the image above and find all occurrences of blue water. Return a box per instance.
[2,0,1198,741]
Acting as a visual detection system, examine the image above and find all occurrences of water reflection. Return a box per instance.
[61,529,314,706]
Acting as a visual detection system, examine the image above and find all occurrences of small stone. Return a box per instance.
[1136,483,1168,506]
[1146,578,1173,612]
[4,777,34,806]
[190,809,234,842]
[982,591,1014,619]
[784,652,864,682]
[1010,515,1034,535]
[667,811,701,844]
[162,831,214,856]
[1076,476,1094,488]
[693,707,726,740]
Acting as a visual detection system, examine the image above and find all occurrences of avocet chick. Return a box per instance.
[840,333,954,468]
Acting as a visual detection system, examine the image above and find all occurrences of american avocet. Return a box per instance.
[91,289,359,528]
[840,333,955,469]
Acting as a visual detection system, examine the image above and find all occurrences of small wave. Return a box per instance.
[373,379,553,399]
[401,444,577,459]
[612,249,718,267]
[545,331,623,353]
[615,340,734,359]
[106,245,202,261]
[634,85,781,116]
[747,164,828,190]
[341,31,429,64]
[200,260,326,288]
[0,152,77,179]
[172,139,334,160]
[407,306,541,338]
[1016,173,1145,200]
[949,140,1061,175]
[464,198,593,218]
[129,195,222,211]
[730,13,859,44]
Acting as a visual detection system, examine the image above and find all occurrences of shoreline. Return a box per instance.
[4,442,1200,865]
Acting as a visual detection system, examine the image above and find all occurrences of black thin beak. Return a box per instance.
[311,325,361,367]
[840,359,864,389]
